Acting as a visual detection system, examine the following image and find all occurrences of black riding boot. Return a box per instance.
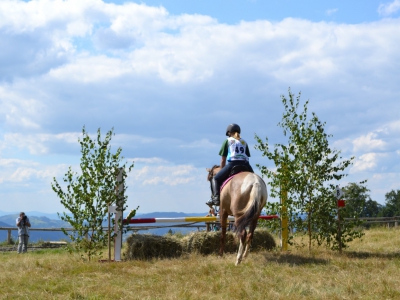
[206,177,221,207]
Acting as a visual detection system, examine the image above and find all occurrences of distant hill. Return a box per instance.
[0,211,62,219]
[0,221,12,227]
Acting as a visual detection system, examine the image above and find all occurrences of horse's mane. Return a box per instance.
[207,165,220,181]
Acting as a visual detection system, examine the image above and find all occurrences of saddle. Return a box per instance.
[228,165,251,177]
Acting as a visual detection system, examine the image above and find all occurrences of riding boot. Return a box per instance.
[206,178,221,207]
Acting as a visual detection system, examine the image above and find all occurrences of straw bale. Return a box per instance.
[251,228,276,250]
[124,234,182,260]
[182,229,276,255]
[182,231,237,255]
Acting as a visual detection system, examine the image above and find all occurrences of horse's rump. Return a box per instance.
[229,173,267,235]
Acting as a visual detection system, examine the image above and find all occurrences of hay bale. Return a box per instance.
[251,228,276,250]
[124,234,183,260]
[182,229,276,254]
[182,231,237,255]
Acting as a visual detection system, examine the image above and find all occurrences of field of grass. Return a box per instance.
[1,227,400,299]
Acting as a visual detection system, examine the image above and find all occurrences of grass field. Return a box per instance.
[1,227,400,299]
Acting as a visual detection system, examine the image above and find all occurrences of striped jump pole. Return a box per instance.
[123,215,279,224]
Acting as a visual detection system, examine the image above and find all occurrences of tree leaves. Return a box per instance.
[51,127,135,261]
[255,88,361,251]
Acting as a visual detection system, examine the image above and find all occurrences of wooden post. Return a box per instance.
[108,209,111,262]
[281,163,288,251]
[7,229,11,244]
[114,168,124,261]
[337,207,342,254]
[281,190,288,251]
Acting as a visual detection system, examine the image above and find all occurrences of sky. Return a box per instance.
[0,0,400,215]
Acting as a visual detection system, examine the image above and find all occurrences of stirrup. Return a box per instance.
[205,199,214,207]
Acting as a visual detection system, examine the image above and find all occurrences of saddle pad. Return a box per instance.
[220,172,242,192]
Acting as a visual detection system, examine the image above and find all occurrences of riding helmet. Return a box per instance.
[226,123,241,136]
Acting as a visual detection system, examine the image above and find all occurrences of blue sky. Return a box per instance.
[1,0,400,215]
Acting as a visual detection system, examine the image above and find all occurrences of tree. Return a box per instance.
[342,182,383,218]
[255,89,363,251]
[382,189,400,217]
[52,127,135,261]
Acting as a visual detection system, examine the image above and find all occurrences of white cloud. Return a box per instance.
[352,132,387,152]
[130,164,200,186]
[1,1,400,86]
[131,157,168,164]
[351,153,382,172]
[326,8,338,16]
[48,54,132,82]
[179,139,217,148]
[0,158,38,167]
[1,132,80,155]
[378,0,400,16]
[0,86,44,130]
[0,160,68,184]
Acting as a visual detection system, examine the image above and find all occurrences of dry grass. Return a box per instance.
[1,227,400,299]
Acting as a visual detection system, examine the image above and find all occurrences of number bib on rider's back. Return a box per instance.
[227,137,249,161]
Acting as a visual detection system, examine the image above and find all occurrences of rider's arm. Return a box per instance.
[220,156,227,168]
[245,144,251,157]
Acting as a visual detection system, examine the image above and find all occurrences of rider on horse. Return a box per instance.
[206,123,254,207]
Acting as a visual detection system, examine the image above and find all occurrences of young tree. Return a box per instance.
[382,189,400,217]
[342,182,383,218]
[52,127,135,261]
[255,89,363,251]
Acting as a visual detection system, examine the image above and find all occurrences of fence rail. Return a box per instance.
[0,227,76,244]
[344,216,400,227]
[0,225,209,244]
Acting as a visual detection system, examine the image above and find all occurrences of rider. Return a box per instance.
[206,123,254,207]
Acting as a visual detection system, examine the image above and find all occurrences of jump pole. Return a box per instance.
[124,215,279,224]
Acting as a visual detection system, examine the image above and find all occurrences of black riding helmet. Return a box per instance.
[226,123,241,136]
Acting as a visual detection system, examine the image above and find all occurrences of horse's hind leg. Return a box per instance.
[235,228,247,266]
[243,218,258,259]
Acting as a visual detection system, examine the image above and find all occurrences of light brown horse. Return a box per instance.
[207,165,268,265]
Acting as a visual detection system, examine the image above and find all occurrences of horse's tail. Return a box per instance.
[234,181,266,236]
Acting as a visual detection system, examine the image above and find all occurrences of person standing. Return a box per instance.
[16,212,31,253]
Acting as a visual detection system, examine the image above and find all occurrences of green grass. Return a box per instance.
[1,227,400,299]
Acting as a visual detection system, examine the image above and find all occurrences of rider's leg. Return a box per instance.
[211,177,221,205]
[206,177,221,206]
[207,163,233,206]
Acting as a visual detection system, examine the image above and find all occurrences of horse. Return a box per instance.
[206,165,268,265]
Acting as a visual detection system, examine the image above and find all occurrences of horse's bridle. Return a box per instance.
[207,165,220,181]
